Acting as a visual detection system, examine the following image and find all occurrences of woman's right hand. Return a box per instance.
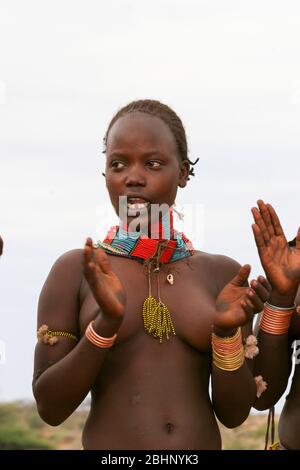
[83,238,126,320]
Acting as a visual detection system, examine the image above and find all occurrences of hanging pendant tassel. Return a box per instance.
[142,298,176,342]
[155,302,176,342]
[142,261,176,342]
[142,295,158,333]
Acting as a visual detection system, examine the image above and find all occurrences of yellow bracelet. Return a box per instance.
[213,350,245,371]
[212,327,245,371]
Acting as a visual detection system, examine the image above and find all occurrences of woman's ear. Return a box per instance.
[178,160,190,188]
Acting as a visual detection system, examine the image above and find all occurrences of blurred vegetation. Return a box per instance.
[219,414,278,450]
[0,402,275,450]
[0,402,54,449]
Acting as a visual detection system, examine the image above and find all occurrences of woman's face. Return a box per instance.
[105,112,188,229]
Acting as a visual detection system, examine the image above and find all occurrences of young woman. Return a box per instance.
[251,200,300,449]
[33,100,269,450]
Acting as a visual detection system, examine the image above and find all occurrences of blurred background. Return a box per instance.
[0,0,299,449]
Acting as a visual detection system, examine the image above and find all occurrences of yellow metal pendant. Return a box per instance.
[142,296,176,342]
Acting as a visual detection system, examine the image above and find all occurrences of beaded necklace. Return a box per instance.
[94,210,194,342]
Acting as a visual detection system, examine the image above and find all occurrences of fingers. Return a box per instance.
[94,248,112,275]
[250,277,271,303]
[231,264,251,287]
[251,206,270,245]
[240,298,255,319]
[246,275,271,313]
[85,237,93,247]
[252,223,266,249]
[267,203,286,239]
[246,287,265,313]
[83,237,112,277]
[296,227,300,251]
[83,238,97,283]
[83,237,93,264]
[257,275,272,292]
[257,200,275,238]
[297,305,300,315]
[241,275,271,317]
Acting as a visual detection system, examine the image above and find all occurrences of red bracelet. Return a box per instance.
[85,321,117,348]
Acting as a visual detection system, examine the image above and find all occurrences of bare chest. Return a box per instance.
[79,254,218,352]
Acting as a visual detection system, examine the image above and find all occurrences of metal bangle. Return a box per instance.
[265,301,296,311]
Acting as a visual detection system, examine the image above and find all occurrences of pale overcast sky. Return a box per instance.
[0,0,299,415]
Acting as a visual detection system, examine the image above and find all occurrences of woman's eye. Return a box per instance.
[148,161,161,168]
[111,161,125,169]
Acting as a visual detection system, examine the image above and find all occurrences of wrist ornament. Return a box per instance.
[260,302,295,335]
[212,327,244,371]
[85,320,117,348]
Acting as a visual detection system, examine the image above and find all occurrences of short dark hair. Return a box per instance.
[103,99,199,180]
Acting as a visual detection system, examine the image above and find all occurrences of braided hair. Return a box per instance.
[103,99,199,180]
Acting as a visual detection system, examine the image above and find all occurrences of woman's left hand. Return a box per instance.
[251,200,300,297]
[213,265,271,333]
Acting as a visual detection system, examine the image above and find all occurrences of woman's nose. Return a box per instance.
[125,166,146,187]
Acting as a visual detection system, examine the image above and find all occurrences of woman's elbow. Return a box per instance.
[33,384,66,426]
[253,396,277,411]
[217,409,250,429]
[36,402,64,427]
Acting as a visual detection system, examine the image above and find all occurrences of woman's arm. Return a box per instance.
[211,257,270,427]
[251,201,300,410]
[33,240,125,426]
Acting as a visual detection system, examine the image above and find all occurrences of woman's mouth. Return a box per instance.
[127,198,151,212]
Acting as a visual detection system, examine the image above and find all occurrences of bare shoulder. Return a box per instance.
[191,249,240,270]
[191,250,241,292]
[48,248,84,278]
[38,249,84,326]
[41,248,84,294]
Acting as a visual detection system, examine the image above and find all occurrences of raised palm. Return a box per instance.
[251,200,300,296]
[83,238,126,319]
[214,265,270,331]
